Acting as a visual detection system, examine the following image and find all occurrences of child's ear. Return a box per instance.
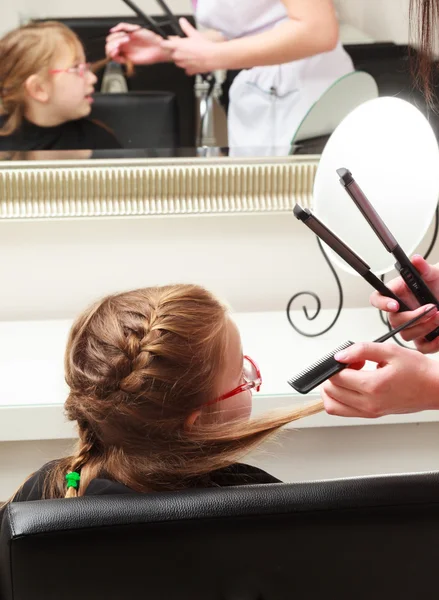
[25,74,50,104]
[184,409,201,430]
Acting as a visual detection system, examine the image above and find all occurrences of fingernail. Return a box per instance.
[387,301,398,311]
[424,305,438,318]
[334,351,348,362]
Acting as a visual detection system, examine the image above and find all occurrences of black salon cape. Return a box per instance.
[0,116,121,151]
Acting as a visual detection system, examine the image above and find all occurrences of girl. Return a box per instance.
[0,284,322,524]
[0,21,120,151]
[106,0,353,153]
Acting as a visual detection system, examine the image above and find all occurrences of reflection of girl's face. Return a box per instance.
[47,43,98,123]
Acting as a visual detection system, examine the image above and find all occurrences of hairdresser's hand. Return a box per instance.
[161,18,220,75]
[321,342,439,418]
[370,255,439,354]
[106,23,171,65]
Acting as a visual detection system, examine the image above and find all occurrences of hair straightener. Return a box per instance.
[119,0,214,84]
[155,0,185,36]
[118,0,186,37]
[337,168,439,342]
[288,305,435,394]
[293,205,410,312]
[120,0,169,37]
[92,1,181,44]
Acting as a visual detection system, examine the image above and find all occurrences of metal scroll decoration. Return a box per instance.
[287,206,439,338]
[286,237,343,337]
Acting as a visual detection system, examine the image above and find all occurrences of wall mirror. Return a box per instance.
[0,0,434,220]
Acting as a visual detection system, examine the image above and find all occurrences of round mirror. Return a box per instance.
[313,96,439,275]
[292,71,379,145]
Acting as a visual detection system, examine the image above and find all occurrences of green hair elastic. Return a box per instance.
[65,471,81,490]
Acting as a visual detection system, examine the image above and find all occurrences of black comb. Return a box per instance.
[288,306,436,394]
[288,341,354,394]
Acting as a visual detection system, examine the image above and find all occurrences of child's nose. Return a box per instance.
[87,71,98,85]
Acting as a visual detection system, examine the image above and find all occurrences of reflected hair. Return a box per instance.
[409,0,439,105]
[0,22,82,135]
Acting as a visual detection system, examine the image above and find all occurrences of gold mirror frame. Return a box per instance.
[0,155,320,221]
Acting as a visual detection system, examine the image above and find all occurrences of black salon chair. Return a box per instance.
[91,91,179,149]
[1,471,439,600]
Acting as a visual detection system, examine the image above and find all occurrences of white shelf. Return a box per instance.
[1,307,438,441]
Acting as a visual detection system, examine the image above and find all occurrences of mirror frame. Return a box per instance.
[0,155,320,221]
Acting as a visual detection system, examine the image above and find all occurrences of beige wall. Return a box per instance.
[336,0,410,44]
[1,215,438,322]
[0,0,193,36]
[2,1,409,42]
[22,0,192,20]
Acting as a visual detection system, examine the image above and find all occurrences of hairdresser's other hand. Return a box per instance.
[106,23,171,65]
[161,18,219,75]
[321,342,439,418]
[370,255,439,354]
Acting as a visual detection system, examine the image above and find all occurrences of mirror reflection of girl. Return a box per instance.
[0,284,322,526]
[0,22,121,151]
[106,0,353,154]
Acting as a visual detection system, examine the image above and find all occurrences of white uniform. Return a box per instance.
[196,0,354,154]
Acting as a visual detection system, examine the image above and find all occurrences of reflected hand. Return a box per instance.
[370,255,439,354]
[161,18,219,75]
[321,342,439,418]
[106,22,171,65]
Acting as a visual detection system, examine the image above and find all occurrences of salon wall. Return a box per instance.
[1,4,22,37]
[2,1,410,43]
[1,216,348,319]
[1,0,192,36]
[336,0,410,44]
[2,215,438,322]
[1,214,438,322]
[23,0,193,20]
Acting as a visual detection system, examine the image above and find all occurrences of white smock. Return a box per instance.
[196,0,354,154]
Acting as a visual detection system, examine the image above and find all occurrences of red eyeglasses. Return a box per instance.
[204,355,262,407]
[49,63,92,78]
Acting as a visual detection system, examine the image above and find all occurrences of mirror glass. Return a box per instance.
[0,0,435,162]
[313,97,439,275]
